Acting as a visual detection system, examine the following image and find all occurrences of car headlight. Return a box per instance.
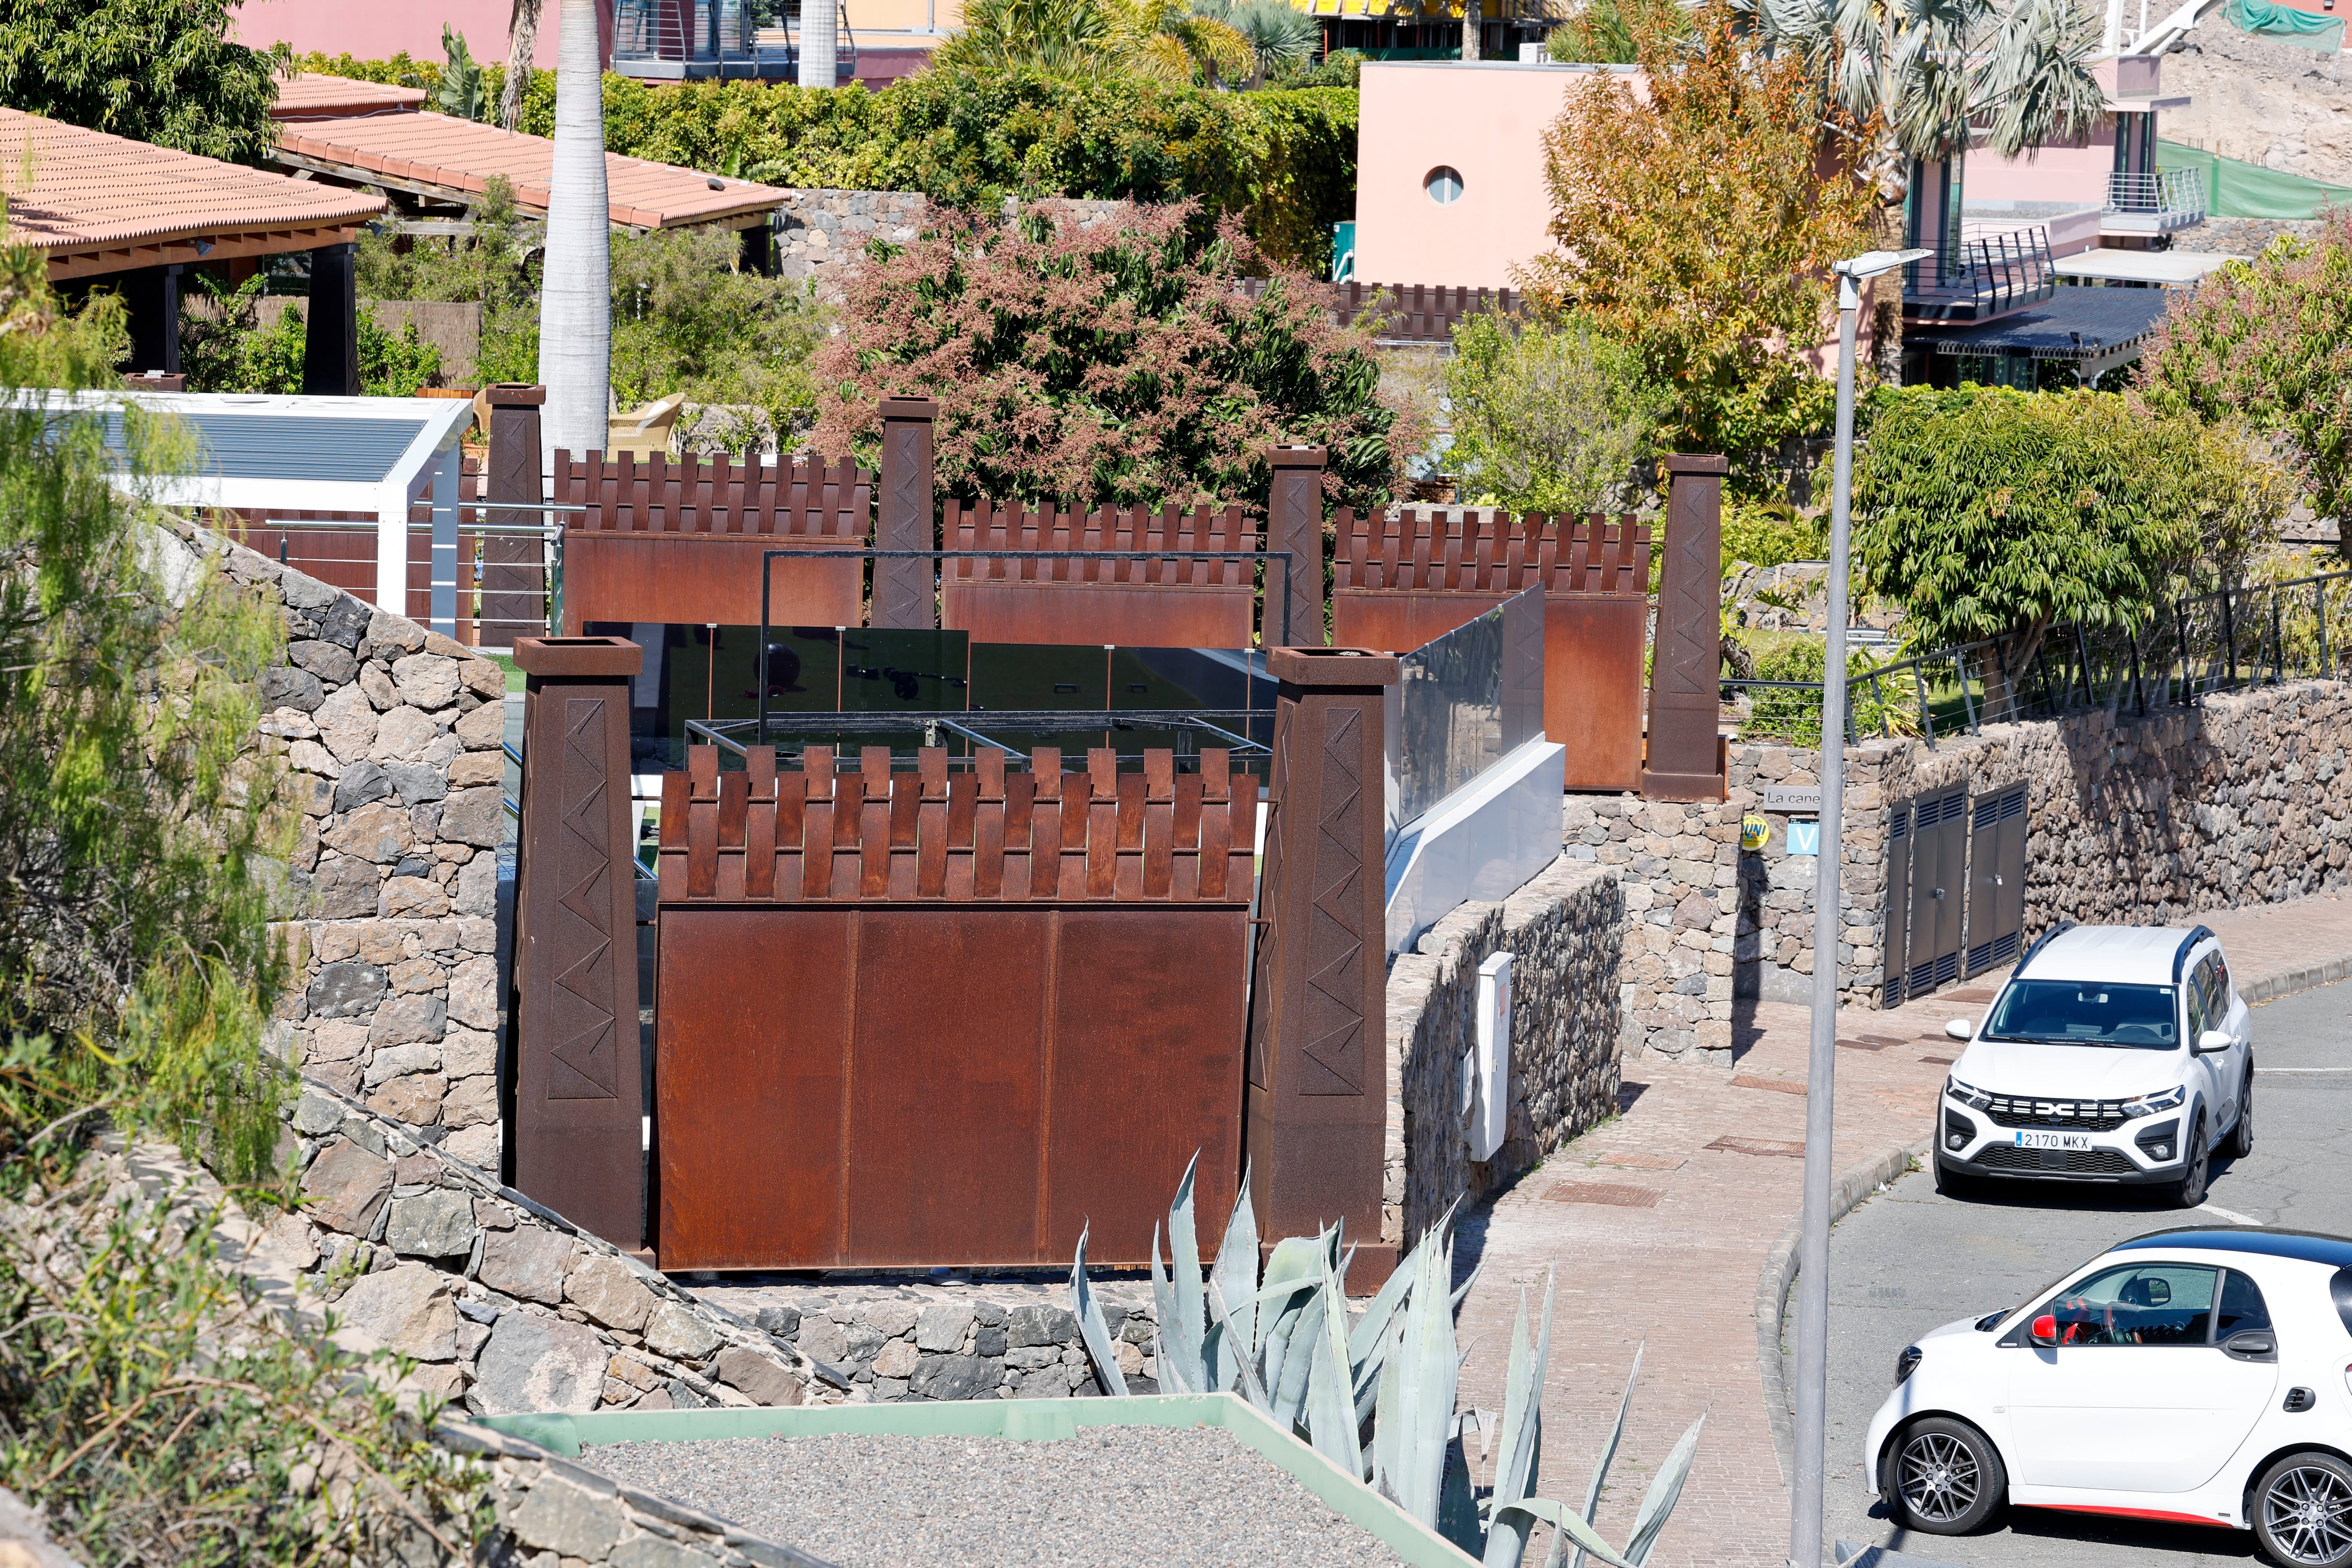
[1896,1345,1923,1386]
[2122,1085,2187,1119]
[1946,1077,1992,1111]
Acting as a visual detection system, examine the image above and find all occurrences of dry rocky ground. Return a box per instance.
[2165,22,2352,188]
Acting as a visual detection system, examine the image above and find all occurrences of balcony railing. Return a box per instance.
[612,0,856,82]
[1902,223,2058,324]
[2105,167,2205,228]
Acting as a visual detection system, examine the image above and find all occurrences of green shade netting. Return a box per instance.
[2160,138,2352,219]
[2223,0,2345,49]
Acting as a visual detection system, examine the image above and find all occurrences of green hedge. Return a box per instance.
[294,56,1356,270]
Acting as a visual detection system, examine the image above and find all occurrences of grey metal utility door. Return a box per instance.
[1904,787,1969,1001]
[1883,801,1915,1007]
[1964,784,2028,978]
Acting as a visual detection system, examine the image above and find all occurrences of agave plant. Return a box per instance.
[1067,1155,1707,1567]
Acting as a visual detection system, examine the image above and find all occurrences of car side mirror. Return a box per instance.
[2197,1029,2233,1054]
[2031,1313,2058,1347]
[1945,1018,1975,1041]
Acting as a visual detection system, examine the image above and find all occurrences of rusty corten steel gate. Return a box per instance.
[1329,508,1651,792]
[651,743,1255,1272]
[939,499,1263,648]
[550,451,873,632]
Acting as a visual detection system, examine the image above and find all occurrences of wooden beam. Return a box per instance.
[45,224,368,281]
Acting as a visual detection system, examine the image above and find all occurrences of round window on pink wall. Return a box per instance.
[1424,166,1464,205]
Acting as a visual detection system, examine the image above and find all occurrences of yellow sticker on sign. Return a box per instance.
[1740,812,1769,852]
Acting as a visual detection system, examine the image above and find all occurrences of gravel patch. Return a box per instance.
[582,1425,1414,1568]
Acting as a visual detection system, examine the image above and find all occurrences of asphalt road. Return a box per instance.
[1807,977,2352,1568]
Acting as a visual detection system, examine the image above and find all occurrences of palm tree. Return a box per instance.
[933,0,1123,74]
[501,0,541,132]
[539,0,611,469]
[800,0,841,87]
[1194,0,1317,85]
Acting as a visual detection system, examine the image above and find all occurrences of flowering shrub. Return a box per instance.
[810,199,1414,514]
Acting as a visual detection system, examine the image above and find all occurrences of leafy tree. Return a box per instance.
[610,225,826,445]
[0,0,289,165]
[1442,310,1660,512]
[181,278,443,396]
[2136,215,2352,527]
[356,175,544,384]
[810,199,1414,515]
[433,24,491,122]
[1854,385,2287,696]
[1520,3,1874,492]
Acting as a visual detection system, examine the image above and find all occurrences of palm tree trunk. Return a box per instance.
[799,0,839,88]
[540,0,610,473]
[501,0,542,132]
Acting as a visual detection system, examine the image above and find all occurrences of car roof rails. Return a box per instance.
[2015,919,2076,979]
[2173,923,2217,983]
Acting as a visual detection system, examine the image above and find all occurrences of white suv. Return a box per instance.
[1865,1227,2352,1566]
[1934,923,2252,1208]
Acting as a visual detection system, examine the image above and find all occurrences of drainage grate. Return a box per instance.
[1707,1136,1805,1158]
[1732,1075,1807,1096]
[1543,1183,1663,1208]
[1836,1037,1895,1052]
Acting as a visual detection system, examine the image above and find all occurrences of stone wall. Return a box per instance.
[691,1281,1148,1402]
[278,1079,820,1418]
[772,189,1132,297]
[1383,856,1625,1249]
[165,518,512,1170]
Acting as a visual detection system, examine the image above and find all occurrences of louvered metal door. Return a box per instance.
[1904,787,1970,1001]
[1883,802,1915,1006]
[1964,784,2028,977]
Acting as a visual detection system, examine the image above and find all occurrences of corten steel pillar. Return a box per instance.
[1245,646,1401,1290]
[875,397,937,629]
[121,263,183,377]
[483,384,548,647]
[1642,454,1730,802]
[1266,446,1327,646]
[510,635,645,1249]
[301,242,360,397]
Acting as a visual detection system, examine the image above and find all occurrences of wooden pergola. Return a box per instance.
[0,107,388,390]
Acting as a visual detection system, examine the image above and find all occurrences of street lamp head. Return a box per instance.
[1834,247,1935,280]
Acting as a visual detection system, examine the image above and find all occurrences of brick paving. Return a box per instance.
[1449,892,2352,1568]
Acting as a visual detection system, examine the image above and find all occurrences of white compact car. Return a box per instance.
[1933,922,2253,1207]
[1866,1228,2352,1565]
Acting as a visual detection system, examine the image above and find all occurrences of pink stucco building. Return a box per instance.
[1352,60,1643,293]
[233,0,574,65]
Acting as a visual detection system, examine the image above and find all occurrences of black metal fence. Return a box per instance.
[1732,571,2352,748]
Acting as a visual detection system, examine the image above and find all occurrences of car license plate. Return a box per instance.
[2015,1130,2094,1151]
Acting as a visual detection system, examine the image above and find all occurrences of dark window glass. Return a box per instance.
[1985,980,2180,1050]
[2038,1263,2218,1345]
[2213,1270,2272,1340]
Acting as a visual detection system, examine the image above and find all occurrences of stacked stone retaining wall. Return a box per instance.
[1383,857,1625,1250]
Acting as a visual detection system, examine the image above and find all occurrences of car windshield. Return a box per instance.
[1982,980,2178,1049]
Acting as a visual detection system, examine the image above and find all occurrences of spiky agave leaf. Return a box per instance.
[1375,1224,1460,1527]
[1148,1218,1194,1394]
[1621,1410,1708,1567]
[1560,1343,1644,1568]
[1438,1434,1483,1554]
[1303,1249,1363,1480]
[1349,1196,1462,1385]
[1067,1220,1129,1396]
[1492,1499,1639,1568]
[1208,1162,1259,1392]
[1269,1245,1332,1428]
[1481,1267,1555,1568]
[1166,1151,1207,1390]
[1208,1275,1272,1409]
[1255,1232,1328,1409]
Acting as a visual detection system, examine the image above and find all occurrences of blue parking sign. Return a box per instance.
[1787,819,1820,857]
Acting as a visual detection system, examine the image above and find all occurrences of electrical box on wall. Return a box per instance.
[1469,951,1514,1162]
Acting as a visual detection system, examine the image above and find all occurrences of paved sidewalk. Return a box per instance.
[1449,891,2352,1568]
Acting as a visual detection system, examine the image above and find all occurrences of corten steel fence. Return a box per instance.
[1732,572,2352,748]
[941,500,1262,647]
[549,450,873,632]
[650,741,1255,1271]
[1333,508,1650,791]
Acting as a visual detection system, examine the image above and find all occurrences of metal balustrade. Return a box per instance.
[2106,167,2206,222]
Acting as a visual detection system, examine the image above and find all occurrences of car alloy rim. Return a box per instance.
[2265,1465,2352,1564]
[1899,1432,1980,1523]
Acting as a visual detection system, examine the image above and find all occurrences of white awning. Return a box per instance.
[2052,248,2248,285]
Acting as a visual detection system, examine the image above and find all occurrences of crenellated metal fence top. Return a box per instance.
[1730,570,2352,750]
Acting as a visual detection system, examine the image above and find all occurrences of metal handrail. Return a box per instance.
[2105,167,2205,218]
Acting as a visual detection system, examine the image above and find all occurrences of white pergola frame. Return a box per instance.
[82,391,478,636]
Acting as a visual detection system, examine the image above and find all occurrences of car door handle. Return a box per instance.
[2223,1330,2277,1361]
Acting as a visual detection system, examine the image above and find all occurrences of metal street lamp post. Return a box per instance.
[1788,246,1932,1568]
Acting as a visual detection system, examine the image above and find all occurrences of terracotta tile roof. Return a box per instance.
[0,108,386,261]
[273,110,789,230]
[272,72,430,119]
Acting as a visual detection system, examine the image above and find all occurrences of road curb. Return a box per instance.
[2241,954,2352,1006]
[1755,1134,1933,1490]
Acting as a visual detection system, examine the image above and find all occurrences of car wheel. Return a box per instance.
[2253,1451,2352,1567]
[2172,1111,2210,1208]
[1883,1416,2006,1536]
[2226,1067,2255,1159]
[1932,1158,1978,1200]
